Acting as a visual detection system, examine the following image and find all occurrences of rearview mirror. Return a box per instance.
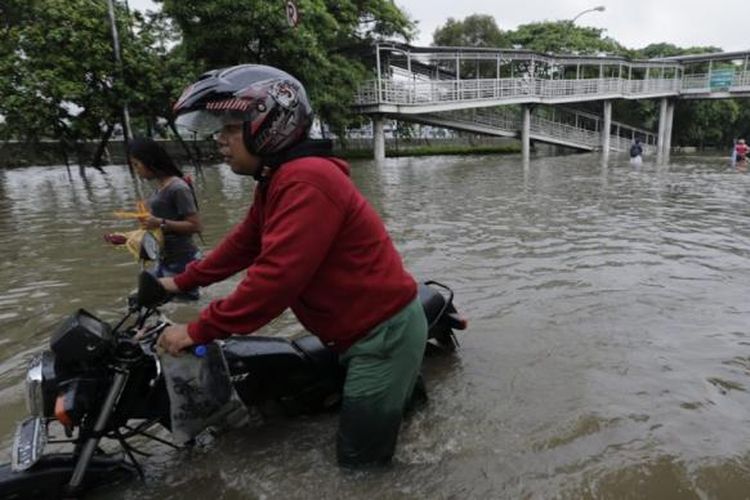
[136,271,170,308]
[139,231,160,262]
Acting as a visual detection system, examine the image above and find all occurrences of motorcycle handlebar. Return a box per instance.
[137,320,208,358]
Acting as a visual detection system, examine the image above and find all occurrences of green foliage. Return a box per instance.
[673,99,740,148]
[0,0,200,164]
[506,21,625,55]
[159,0,415,135]
[636,43,721,59]
[432,15,507,47]
[123,11,201,135]
[431,17,626,56]
[0,0,120,147]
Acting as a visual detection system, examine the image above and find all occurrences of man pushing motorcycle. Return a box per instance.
[156,64,428,468]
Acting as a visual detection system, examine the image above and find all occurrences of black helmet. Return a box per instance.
[173,64,313,156]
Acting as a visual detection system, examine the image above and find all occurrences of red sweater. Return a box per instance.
[174,156,417,352]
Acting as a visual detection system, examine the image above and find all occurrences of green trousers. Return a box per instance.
[336,297,428,467]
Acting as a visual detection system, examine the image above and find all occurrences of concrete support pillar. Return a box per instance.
[657,97,668,161]
[664,100,675,163]
[373,116,385,162]
[602,100,612,153]
[522,105,531,163]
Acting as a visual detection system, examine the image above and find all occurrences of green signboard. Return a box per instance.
[710,69,734,90]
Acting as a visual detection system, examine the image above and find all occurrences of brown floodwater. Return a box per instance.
[1,153,750,499]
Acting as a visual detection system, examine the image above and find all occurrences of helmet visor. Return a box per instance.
[174,109,250,137]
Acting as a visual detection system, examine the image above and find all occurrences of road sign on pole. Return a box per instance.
[286,1,299,28]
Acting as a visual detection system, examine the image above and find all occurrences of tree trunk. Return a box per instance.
[91,123,115,173]
[59,139,70,168]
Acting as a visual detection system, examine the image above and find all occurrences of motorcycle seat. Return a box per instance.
[292,335,338,369]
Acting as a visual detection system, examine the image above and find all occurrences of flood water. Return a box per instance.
[1,153,750,498]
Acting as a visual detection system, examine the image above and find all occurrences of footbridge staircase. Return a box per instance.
[409,105,656,152]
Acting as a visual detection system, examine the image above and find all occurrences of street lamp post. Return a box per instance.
[571,5,606,24]
[565,6,605,54]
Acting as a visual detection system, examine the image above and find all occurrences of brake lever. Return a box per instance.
[150,356,163,388]
[137,321,168,345]
[137,317,171,388]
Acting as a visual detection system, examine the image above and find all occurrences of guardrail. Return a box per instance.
[355,76,685,107]
[355,71,750,107]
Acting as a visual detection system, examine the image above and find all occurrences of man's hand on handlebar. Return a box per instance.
[158,277,181,294]
[158,323,195,356]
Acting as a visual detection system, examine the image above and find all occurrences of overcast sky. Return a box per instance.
[128,0,749,52]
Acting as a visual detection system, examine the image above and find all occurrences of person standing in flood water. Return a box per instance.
[629,138,643,166]
[151,64,428,468]
[129,137,203,298]
[735,138,749,163]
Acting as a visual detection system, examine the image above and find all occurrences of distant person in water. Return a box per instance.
[629,138,643,165]
[735,138,749,163]
[129,137,203,299]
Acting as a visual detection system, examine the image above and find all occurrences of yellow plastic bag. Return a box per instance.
[105,229,164,260]
[106,200,163,260]
[113,200,150,220]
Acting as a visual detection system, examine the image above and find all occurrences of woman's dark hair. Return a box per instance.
[129,136,200,211]
[128,137,183,178]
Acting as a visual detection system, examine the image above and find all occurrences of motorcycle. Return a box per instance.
[0,267,467,498]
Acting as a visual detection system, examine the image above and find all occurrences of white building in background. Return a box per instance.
[343,120,457,139]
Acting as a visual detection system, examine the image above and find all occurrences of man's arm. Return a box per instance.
[186,181,345,344]
[173,203,262,291]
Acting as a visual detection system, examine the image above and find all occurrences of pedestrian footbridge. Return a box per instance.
[355,43,750,160]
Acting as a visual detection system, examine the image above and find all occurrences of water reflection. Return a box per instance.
[2,154,750,498]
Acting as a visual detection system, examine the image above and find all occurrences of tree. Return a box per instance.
[432,14,507,48]
[0,0,200,167]
[122,10,202,163]
[506,21,625,55]
[158,0,415,136]
[638,42,721,59]
[1,0,127,164]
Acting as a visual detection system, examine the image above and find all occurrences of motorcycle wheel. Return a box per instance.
[0,453,137,499]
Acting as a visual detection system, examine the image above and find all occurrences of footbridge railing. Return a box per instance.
[356,77,682,110]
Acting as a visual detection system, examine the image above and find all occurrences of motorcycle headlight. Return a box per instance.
[25,351,56,417]
[25,354,44,416]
